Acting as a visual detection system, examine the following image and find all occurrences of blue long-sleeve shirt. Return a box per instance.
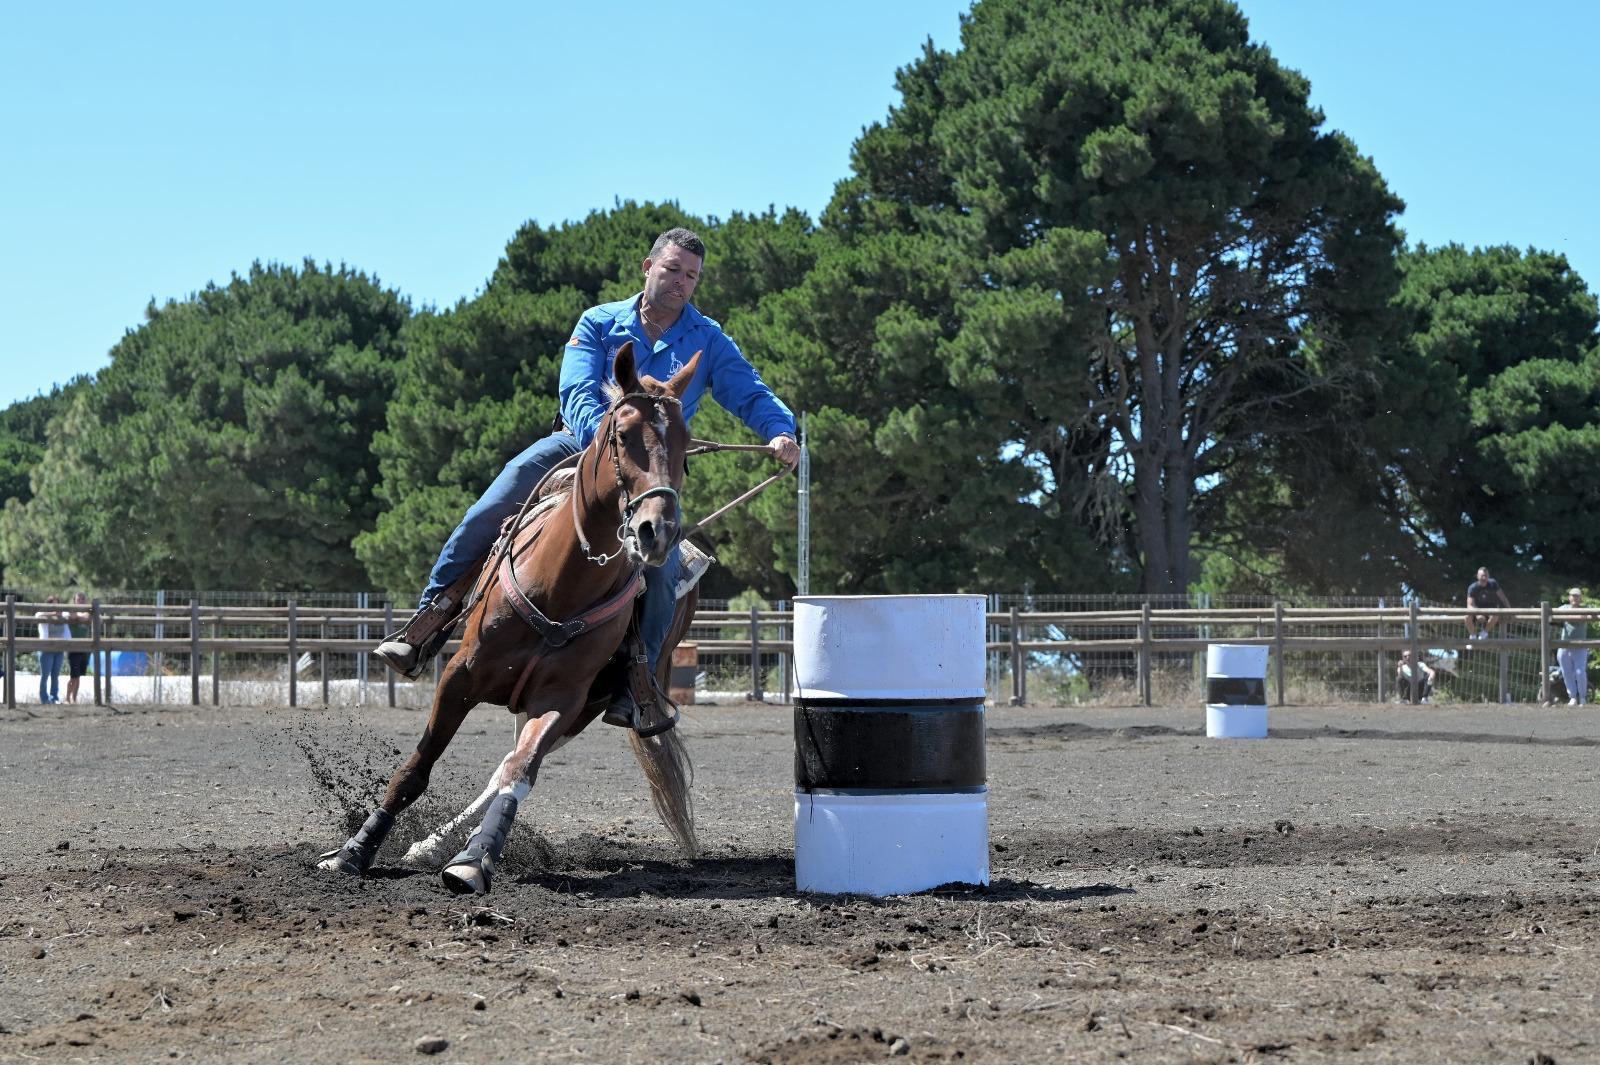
[557,295,796,448]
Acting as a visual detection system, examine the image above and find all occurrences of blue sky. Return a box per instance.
[3,1,1597,410]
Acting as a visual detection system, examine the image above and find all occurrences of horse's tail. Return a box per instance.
[628,725,696,859]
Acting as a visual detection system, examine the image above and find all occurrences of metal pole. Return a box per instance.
[1375,597,1386,704]
[796,412,810,598]
[1273,601,1286,706]
[748,604,763,703]
[189,599,200,706]
[385,602,396,708]
[3,594,14,710]
[103,609,112,707]
[1498,646,1511,705]
[1408,600,1421,704]
[1540,600,1552,705]
[91,599,103,707]
[287,598,298,708]
[357,591,368,706]
[211,618,220,706]
[154,589,165,705]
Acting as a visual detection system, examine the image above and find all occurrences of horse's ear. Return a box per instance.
[665,350,702,399]
[612,340,642,394]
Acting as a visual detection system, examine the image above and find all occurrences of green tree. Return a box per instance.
[0,261,408,590]
[803,0,1402,596]
[1385,244,1600,595]
[0,378,87,511]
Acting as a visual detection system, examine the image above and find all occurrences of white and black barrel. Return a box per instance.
[1205,643,1269,739]
[792,594,989,895]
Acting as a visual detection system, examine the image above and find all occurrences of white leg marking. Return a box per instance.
[402,753,512,865]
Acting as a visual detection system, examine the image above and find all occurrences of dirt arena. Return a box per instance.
[1,697,1596,1063]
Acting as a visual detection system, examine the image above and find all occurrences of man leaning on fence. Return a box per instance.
[1556,587,1589,707]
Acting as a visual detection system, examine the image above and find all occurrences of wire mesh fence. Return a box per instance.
[0,586,1585,708]
[988,592,1568,707]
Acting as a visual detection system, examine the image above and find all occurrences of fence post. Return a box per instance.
[1008,606,1023,706]
[3,594,14,710]
[1408,600,1421,704]
[320,618,330,707]
[189,599,200,706]
[748,605,763,703]
[1539,600,1552,705]
[385,602,396,708]
[780,612,792,705]
[1273,601,1286,706]
[1498,645,1511,705]
[1375,599,1386,704]
[1139,601,1152,707]
[287,598,298,708]
[91,599,103,707]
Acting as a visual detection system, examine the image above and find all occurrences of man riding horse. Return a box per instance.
[374,227,800,722]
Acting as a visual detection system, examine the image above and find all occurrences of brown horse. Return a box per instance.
[319,342,699,893]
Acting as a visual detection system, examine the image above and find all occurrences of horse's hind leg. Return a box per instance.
[317,660,478,876]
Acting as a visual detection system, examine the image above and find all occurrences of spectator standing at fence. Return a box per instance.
[34,595,69,704]
[1396,649,1435,703]
[1464,567,1510,641]
[64,592,91,704]
[1556,586,1589,707]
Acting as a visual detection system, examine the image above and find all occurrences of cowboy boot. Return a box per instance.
[601,632,679,736]
[373,569,480,678]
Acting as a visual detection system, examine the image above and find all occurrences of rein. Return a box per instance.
[463,403,794,621]
[573,391,684,567]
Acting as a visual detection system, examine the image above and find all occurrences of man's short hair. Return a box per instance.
[649,227,705,261]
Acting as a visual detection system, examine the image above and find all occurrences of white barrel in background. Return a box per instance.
[793,595,988,895]
[1206,643,1269,739]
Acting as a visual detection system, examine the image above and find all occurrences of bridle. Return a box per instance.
[573,390,685,567]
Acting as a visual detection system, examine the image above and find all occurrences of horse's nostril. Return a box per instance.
[637,520,656,552]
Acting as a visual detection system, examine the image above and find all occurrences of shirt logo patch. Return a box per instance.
[568,337,582,347]
[669,355,684,375]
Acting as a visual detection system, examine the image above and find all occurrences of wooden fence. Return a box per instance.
[3,595,1596,709]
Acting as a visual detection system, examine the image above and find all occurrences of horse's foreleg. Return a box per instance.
[402,750,515,866]
[441,700,577,895]
[317,662,478,876]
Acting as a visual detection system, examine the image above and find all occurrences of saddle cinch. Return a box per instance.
[384,468,711,733]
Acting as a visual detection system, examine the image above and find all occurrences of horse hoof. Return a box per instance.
[441,860,490,895]
[315,848,367,876]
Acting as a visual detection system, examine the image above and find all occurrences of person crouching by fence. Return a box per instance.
[65,592,91,704]
[1396,650,1435,703]
[34,596,69,705]
[1557,587,1589,707]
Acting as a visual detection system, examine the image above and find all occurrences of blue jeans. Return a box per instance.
[420,431,680,671]
[421,432,583,606]
[640,545,683,673]
[38,652,62,703]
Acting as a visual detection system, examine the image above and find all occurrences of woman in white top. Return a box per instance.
[34,595,70,705]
